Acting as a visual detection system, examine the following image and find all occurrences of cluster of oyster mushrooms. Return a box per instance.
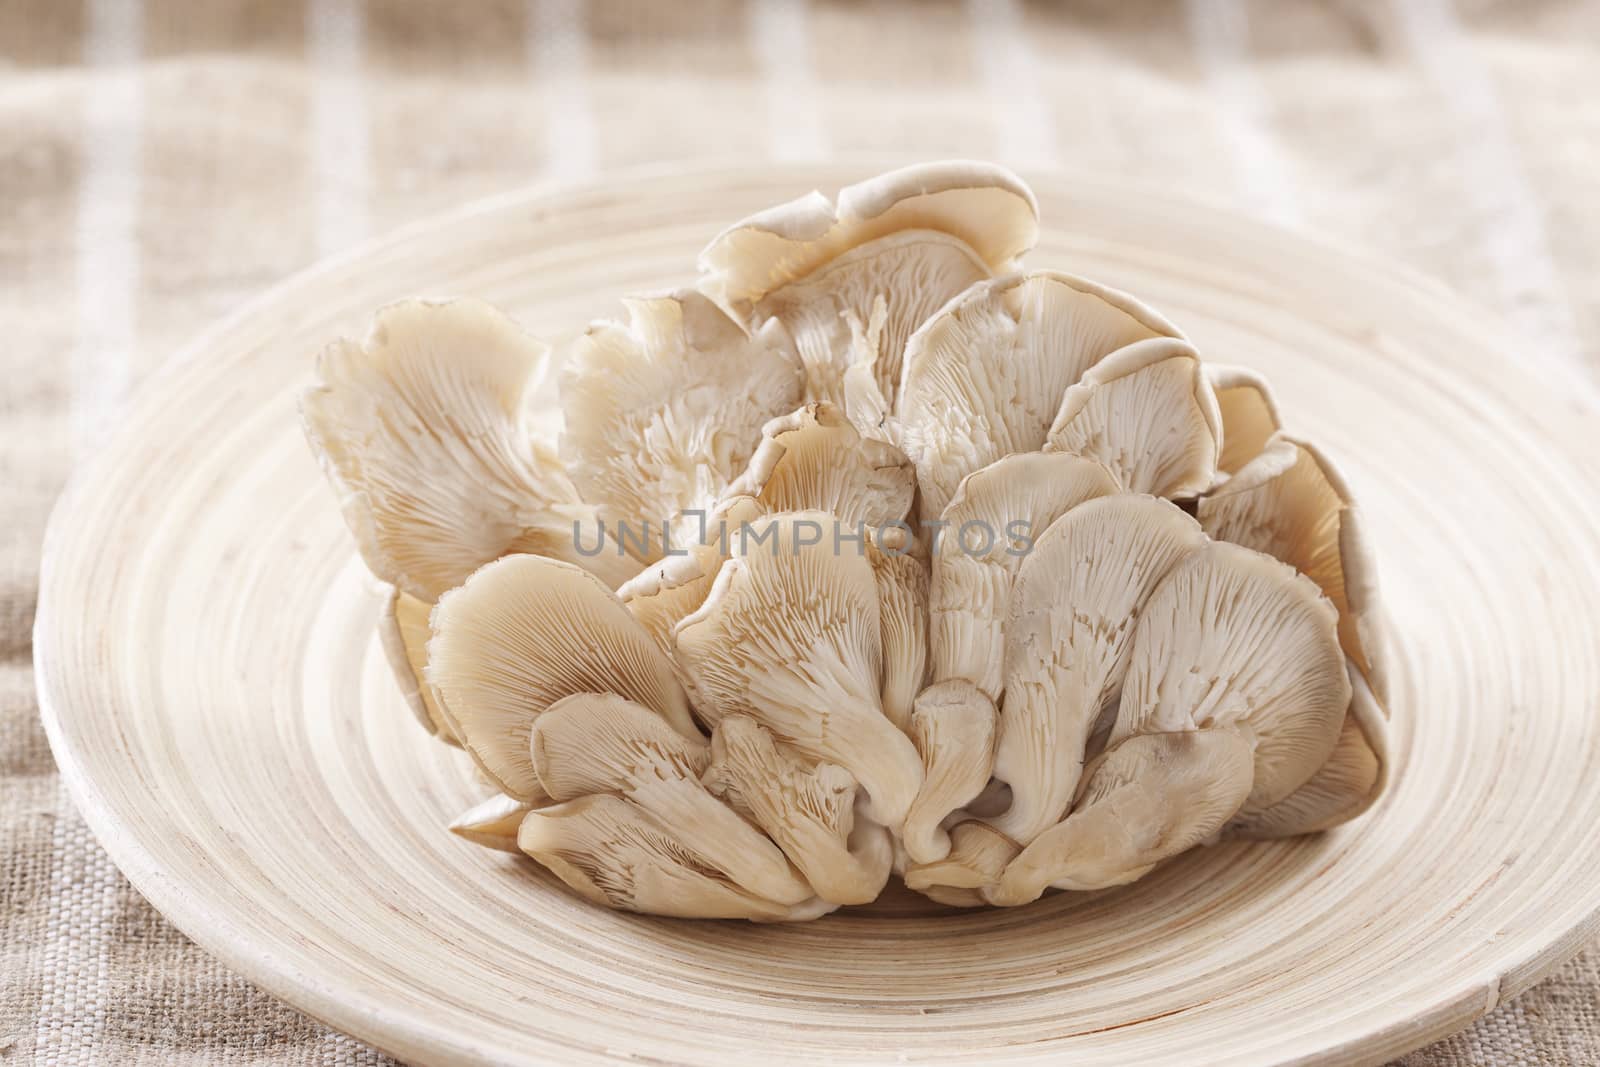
[301,161,1390,921]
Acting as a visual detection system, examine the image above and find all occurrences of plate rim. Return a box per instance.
[33,159,1600,1067]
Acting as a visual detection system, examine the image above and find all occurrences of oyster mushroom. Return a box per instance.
[518,794,832,921]
[725,403,916,528]
[902,821,1017,900]
[449,793,537,853]
[377,586,457,744]
[299,297,636,600]
[991,495,1207,844]
[868,526,929,731]
[616,494,764,654]
[1197,433,1387,704]
[673,511,925,830]
[988,727,1256,904]
[1046,337,1222,499]
[1226,665,1387,838]
[898,271,1181,523]
[901,680,999,864]
[531,692,812,905]
[929,452,1119,700]
[560,290,803,564]
[1110,540,1351,811]
[699,162,1039,411]
[427,554,696,801]
[704,715,894,906]
[1208,363,1281,476]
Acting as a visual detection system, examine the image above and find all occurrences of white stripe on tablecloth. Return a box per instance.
[531,0,597,179]
[1184,0,1301,227]
[70,0,143,461]
[1387,0,1598,403]
[966,0,1059,168]
[750,0,827,162]
[310,0,370,256]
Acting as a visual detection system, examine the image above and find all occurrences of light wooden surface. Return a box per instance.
[34,165,1600,1066]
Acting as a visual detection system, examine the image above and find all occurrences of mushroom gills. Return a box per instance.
[674,512,925,831]
[531,692,812,905]
[518,794,826,921]
[988,727,1255,905]
[990,495,1207,844]
[928,451,1119,700]
[703,715,893,906]
[1046,336,1221,499]
[427,554,695,801]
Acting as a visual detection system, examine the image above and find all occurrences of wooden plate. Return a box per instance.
[36,165,1600,1066]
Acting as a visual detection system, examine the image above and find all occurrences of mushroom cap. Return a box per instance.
[991,494,1207,843]
[448,793,536,854]
[902,679,999,864]
[1112,540,1352,809]
[1046,336,1222,498]
[757,230,993,410]
[989,727,1255,904]
[531,693,812,906]
[299,298,636,601]
[428,554,696,800]
[725,402,916,529]
[673,511,925,829]
[1198,433,1388,705]
[377,586,458,744]
[704,715,894,906]
[698,160,1039,321]
[560,290,803,564]
[1207,362,1282,476]
[898,271,1181,523]
[929,452,1120,699]
[1226,664,1387,838]
[517,794,823,921]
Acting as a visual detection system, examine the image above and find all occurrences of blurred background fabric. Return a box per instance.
[4,0,1599,1062]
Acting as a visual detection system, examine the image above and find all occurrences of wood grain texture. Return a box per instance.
[34,164,1600,1066]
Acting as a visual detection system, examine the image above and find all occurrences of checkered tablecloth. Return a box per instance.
[5,1,1599,1062]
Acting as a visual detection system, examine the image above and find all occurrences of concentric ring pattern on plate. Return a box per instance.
[36,165,1600,1066]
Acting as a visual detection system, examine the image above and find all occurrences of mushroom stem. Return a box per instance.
[901,680,998,864]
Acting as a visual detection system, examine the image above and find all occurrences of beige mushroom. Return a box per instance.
[991,495,1207,844]
[988,728,1256,905]
[674,511,925,830]
[531,692,812,905]
[616,495,765,654]
[560,290,803,565]
[898,271,1181,523]
[1227,665,1387,838]
[1208,363,1282,476]
[1046,337,1222,499]
[902,821,1017,897]
[427,554,696,801]
[868,527,929,732]
[1197,433,1387,704]
[1111,541,1351,810]
[698,163,1039,403]
[700,162,1037,314]
[929,452,1120,700]
[704,715,893,906]
[518,794,833,921]
[377,586,458,744]
[299,298,637,600]
[725,403,915,528]
[448,793,537,853]
[901,680,999,864]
